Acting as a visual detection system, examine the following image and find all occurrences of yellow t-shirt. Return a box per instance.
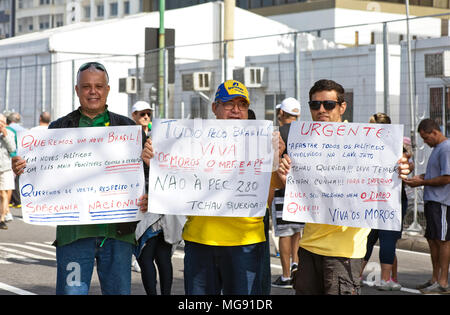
[182,216,265,246]
[299,223,370,258]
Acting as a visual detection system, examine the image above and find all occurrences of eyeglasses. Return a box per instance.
[308,100,341,111]
[78,62,108,75]
[219,100,249,111]
[139,112,151,117]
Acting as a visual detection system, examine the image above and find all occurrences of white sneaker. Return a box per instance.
[377,279,401,291]
[132,259,141,273]
[4,213,13,222]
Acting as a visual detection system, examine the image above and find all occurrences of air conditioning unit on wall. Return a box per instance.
[193,72,212,91]
[182,72,212,91]
[118,76,138,94]
[425,51,450,78]
[233,67,266,88]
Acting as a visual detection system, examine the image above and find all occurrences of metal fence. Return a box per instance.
[1,12,449,233]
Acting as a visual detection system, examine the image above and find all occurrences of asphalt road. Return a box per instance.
[0,206,435,296]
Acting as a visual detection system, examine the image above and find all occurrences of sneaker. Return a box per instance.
[416,280,435,290]
[420,282,450,294]
[132,259,141,273]
[271,276,292,289]
[4,213,13,222]
[377,279,401,291]
[0,221,8,230]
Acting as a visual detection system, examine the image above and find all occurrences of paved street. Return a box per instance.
[0,206,436,296]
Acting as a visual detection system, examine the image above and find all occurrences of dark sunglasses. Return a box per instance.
[78,62,108,75]
[308,100,341,111]
[139,112,151,117]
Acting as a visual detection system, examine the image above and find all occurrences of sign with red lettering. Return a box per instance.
[17,126,145,225]
[283,121,403,231]
[148,119,274,217]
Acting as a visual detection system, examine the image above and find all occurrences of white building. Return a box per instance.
[399,36,450,174]
[173,31,339,120]
[238,44,401,124]
[0,2,311,127]
[14,0,142,36]
[253,0,450,46]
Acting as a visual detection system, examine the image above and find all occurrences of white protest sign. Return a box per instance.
[282,121,403,231]
[17,126,145,225]
[148,119,274,217]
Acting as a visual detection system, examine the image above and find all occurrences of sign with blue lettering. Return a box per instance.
[17,126,145,225]
[282,121,404,231]
[148,119,274,217]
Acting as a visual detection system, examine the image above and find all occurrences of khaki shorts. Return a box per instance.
[294,247,362,295]
[0,170,15,191]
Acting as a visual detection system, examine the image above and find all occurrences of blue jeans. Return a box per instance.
[56,237,133,295]
[184,241,264,295]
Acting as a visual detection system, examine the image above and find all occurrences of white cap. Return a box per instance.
[276,97,301,116]
[132,101,152,113]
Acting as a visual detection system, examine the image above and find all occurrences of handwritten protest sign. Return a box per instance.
[148,119,274,217]
[282,121,403,231]
[17,126,145,225]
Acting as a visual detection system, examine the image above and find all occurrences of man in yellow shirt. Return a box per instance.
[276,79,411,294]
[142,80,273,294]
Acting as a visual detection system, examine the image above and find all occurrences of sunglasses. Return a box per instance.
[78,62,108,75]
[308,100,341,111]
[139,112,151,117]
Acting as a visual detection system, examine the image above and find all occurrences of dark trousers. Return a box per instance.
[137,233,173,295]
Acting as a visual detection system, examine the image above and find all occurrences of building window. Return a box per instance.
[84,6,91,18]
[190,95,209,119]
[39,15,50,30]
[97,5,104,17]
[55,14,64,27]
[429,87,450,137]
[110,2,118,16]
[265,93,285,124]
[250,0,262,8]
[124,1,130,14]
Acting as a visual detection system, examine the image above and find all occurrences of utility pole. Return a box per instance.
[405,0,422,234]
[158,0,165,118]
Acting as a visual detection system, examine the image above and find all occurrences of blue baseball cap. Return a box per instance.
[214,80,250,104]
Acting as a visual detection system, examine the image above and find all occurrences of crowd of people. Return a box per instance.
[5,61,449,295]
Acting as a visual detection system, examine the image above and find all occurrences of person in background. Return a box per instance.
[276,97,300,126]
[131,101,153,137]
[6,112,25,209]
[31,111,51,130]
[271,97,303,289]
[134,212,185,295]
[359,113,414,291]
[404,118,449,294]
[0,114,16,230]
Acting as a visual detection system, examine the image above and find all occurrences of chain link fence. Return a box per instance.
[1,12,448,233]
